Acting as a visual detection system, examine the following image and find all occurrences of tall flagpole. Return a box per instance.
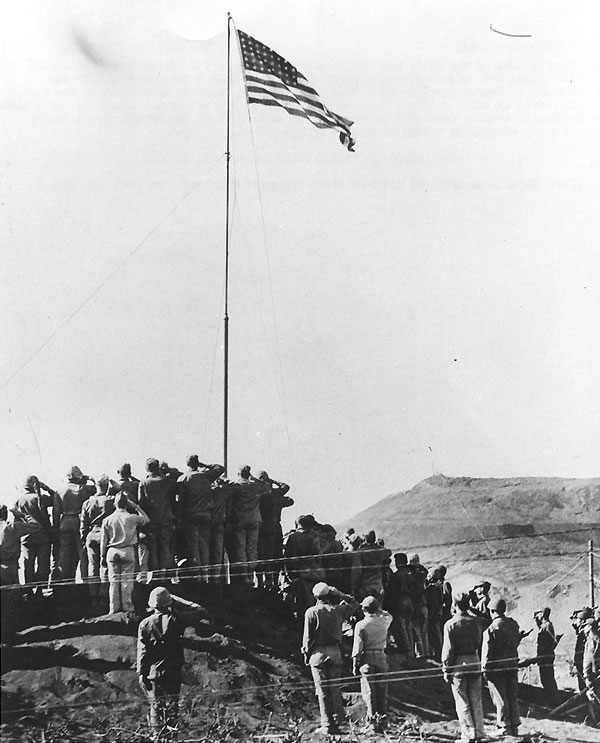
[224,13,232,475]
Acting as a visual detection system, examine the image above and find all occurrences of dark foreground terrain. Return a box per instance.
[1,581,598,742]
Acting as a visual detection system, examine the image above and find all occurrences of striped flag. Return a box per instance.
[237,29,355,151]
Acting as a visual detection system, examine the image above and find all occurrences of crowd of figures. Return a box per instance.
[1,460,600,741]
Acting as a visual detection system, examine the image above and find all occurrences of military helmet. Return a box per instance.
[148,586,173,609]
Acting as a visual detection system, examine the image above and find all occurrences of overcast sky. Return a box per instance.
[1,0,598,525]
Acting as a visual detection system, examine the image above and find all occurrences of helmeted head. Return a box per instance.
[474,581,491,596]
[577,607,593,623]
[257,470,269,481]
[409,553,420,565]
[394,552,408,567]
[238,465,251,478]
[361,596,379,614]
[24,475,39,492]
[159,461,170,475]
[437,565,447,578]
[312,582,331,600]
[148,586,173,610]
[68,465,86,483]
[97,474,110,493]
[454,592,471,613]
[365,530,376,545]
[146,458,160,474]
[488,597,506,615]
[118,463,132,479]
[186,454,199,469]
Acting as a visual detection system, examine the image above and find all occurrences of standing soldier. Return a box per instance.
[534,607,560,705]
[101,492,149,615]
[284,515,323,619]
[80,475,115,608]
[53,466,95,581]
[228,465,266,584]
[177,455,224,581]
[408,553,429,658]
[481,597,521,738]
[139,458,176,577]
[211,477,237,583]
[355,531,391,601]
[425,567,445,660]
[257,471,293,590]
[352,596,393,733]
[442,592,486,743]
[573,608,593,691]
[14,475,55,591]
[383,553,414,657]
[137,587,185,742]
[302,582,358,736]
[582,618,600,726]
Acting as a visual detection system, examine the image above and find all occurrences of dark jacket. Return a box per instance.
[481,615,521,672]
[137,610,185,680]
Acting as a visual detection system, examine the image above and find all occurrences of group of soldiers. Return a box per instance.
[0,458,293,613]
[2,465,600,740]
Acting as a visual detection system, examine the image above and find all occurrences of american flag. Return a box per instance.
[237,29,355,152]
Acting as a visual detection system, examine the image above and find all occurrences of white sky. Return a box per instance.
[1,0,599,525]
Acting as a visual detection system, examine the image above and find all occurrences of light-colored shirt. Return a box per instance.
[101,508,148,553]
[302,599,358,654]
[352,610,393,658]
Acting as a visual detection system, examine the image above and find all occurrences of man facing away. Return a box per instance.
[582,617,600,726]
[383,552,414,657]
[481,597,521,738]
[137,586,185,742]
[177,455,224,580]
[14,475,56,590]
[442,592,486,743]
[101,492,149,614]
[408,553,430,658]
[352,595,393,733]
[302,582,358,736]
[80,474,115,608]
[228,465,266,584]
[256,470,293,590]
[139,458,176,576]
[53,466,96,581]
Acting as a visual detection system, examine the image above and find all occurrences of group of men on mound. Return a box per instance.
[0,458,293,613]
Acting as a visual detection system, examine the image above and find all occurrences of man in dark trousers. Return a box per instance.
[383,552,414,657]
[534,607,559,704]
[302,582,358,736]
[137,586,185,742]
[481,597,521,737]
[14,475,56,590]
[256,470,293,590]
[139,458,176,576]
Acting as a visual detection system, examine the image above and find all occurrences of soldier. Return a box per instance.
[582,618,600,726]
[177,455,224,581]
[284,515,323,619]
[352,595,393,733]
[101,492,149,614]
[408,553,429,658]
[438,564,453,626]
[481,597,521,738]
[80,475,115,607]
[14,475,55,590]
[210,477,238,583]
[53,466,95,580]
[139,458,176,576]
[573,608,593,691]
[355,531,391,601]
[471,582,492,629]
[442,592,486,743]
[137,587,185,742]
[534,607,560,704]
[302,582,358,736]
[383,552,414,657]
[228,465,266,584]
[425,566,445,660]
[256,471,293,590]
[0,504,37,585]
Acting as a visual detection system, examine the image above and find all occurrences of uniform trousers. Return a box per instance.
[229,522,260,583]
[85,529,107,599]
[209,521,226,582]
[106,545,136,613]
[486,669,520,734]
[58,525,83,580]
[182,517,211,579]
[21,537,51,586]
[412,602,429,658]
[309,645,344,731]
[449,655,485,741]
[146,524,173,574]
[359,649,389,719]
[145,673,181,742]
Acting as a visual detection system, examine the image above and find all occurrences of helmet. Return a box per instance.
[312,582,331,598]
[148,586,172,609]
